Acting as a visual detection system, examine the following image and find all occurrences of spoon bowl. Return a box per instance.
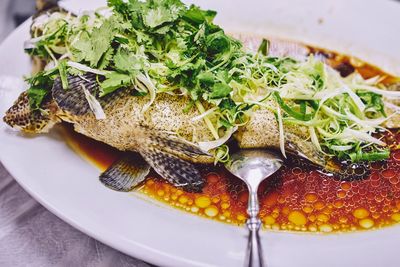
[225,149,283,267]
[229,150,283,188]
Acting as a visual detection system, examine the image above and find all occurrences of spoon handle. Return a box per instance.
[245,190,264,267]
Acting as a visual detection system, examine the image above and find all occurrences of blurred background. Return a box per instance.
[1,0,399,43]
[0,0,35,41]
[0,0,57,42]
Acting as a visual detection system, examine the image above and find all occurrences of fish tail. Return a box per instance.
[285,132,327,168]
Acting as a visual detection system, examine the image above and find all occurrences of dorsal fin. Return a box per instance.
[51,73,130,116]
[52,73,101,116]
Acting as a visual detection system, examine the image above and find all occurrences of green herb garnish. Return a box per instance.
[24,0,398,163]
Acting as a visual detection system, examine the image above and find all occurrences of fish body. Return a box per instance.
[3,70,318,158]
[3,66,324,192]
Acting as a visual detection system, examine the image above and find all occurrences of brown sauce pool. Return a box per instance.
[61,46,400,233]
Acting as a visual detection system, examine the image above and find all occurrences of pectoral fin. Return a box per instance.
[99,153,150,192]
[52,73,130,120]
[133,127,214,164]
[129,127,212,192]
[139,147,205,193]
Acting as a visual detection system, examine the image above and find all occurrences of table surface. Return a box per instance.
[0,163,152,267]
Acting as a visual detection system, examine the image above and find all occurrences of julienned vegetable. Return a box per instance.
[24,0,399,163]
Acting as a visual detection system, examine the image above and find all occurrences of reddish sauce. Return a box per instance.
[61,47,400,233]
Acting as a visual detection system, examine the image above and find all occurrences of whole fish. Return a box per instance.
[3,7,399,193]
[3,68,324,192]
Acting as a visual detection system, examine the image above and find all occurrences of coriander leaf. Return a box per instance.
[209,83,232,99]
[58,60,68,90]
[183,5,217,24]
[258,39,270,56]
[71,32,92,62]
[27,87,48,110]
[114,48,143,73]
[219,98,236,111]
[98,47,115,70]
[197,72,215,86]
[206,31,231,56]
[107,0,124,9]
[90,19,116,67]
[216,70,230,84]
[143,6,173,28]
[25,68,57,109]
[67,67,84,76]
[100,72,132,96]
[358,92,386,118]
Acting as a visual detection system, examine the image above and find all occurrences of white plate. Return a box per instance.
[1,0,400,266]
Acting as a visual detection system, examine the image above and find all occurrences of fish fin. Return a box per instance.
[285,133,373,179]
[3,91,59,133]
[99,153,151,192]
[52,73,100,116]
[133,127,214,164]
[52,73,129,117]
[139,147,205,193]
[285,132,326,167]
[130,127,210,192]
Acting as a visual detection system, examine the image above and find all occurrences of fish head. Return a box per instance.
[3,91,59,133]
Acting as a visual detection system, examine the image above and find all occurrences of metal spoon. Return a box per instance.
[226,149,283,267]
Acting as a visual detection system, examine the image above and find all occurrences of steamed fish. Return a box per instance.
[3,0,400,193]
[3,72,323,192]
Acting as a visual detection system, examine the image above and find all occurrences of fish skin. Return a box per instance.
[49,74,216,161]
[50,74,321,165]
[383,83,400,128]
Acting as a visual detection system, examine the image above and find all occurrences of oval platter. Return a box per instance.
[1,0,400,266]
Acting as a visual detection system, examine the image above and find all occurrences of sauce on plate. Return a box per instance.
[61,46,400,233]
